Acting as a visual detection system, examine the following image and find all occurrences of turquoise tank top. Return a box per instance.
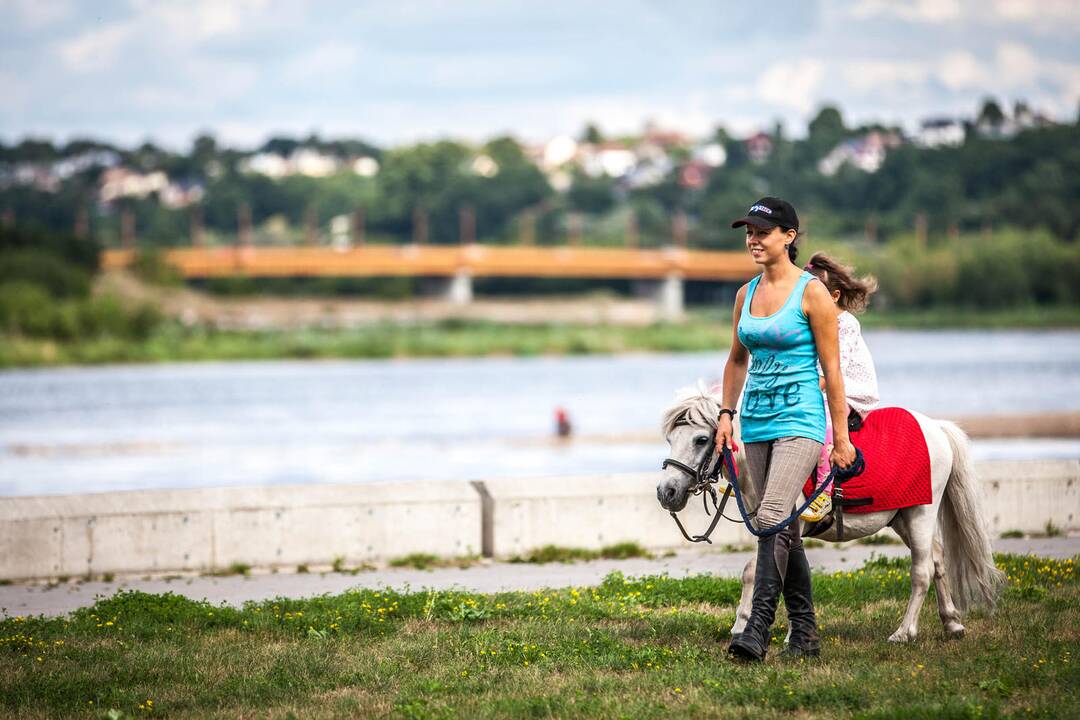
[736,272,826,444]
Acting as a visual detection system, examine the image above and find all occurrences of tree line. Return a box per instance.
[2,101,1079,251]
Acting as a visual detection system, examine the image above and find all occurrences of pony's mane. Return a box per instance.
[661,383,722,437]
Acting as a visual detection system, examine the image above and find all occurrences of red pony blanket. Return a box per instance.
[802,407,932,514]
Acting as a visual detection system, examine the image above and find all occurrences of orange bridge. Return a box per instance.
[102,245,757,318]
[102,245,756,281]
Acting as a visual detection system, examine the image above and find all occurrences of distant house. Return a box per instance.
[99,167,169,203]
[745,132,773,164]
[290,148,339,177]
[540,136,577,170]
[240,148,340,178]
[641,125,691,150]
[1013,106,1055,131]
[160,179,205,209]
[622,155,672,190]
[678,160,711,189]
[818,131,901,176]
[53,149,120,179]
[351,156,380,177]
[578,141,637,178]
[9,164,59,193]
[693,142,727,168]
[242,152,290,178]
[819,131,902,176]
[916,118,965,148]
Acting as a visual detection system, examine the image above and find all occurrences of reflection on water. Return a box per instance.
[1,329,1078,496]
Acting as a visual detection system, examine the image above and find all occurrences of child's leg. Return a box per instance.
[814,420,834,493]
[801,420,835,522]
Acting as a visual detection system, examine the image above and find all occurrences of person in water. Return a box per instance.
[800,252,880,522]
[716,196,856,661]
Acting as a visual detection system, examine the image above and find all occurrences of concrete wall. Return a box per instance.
[0,482,480,581]
[979,459,1078,536]
[1,460,1076,581]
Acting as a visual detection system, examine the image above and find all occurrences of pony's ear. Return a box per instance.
[672,384,700,402]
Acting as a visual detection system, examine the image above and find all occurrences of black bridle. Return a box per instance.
[660,419,738,544]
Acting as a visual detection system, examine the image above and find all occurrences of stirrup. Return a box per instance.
[800,492,832,523]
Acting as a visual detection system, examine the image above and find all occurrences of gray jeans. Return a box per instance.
[744,437,823,552]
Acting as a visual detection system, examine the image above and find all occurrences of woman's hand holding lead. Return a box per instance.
[716,415,734,454]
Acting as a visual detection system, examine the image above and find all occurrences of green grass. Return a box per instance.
[509,543,653,564]
[1,553,1075,719]
[1,303,1077,368]
[855,533,902,546]
[388,554,482,571]
[0,319,735,368]
[204,563,251,578]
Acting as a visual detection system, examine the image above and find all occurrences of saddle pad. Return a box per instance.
[803,407,932,513]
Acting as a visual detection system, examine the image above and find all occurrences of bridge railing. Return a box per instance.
[102,245,758,281]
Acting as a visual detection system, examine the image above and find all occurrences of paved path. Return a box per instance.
[3,536,1077,619]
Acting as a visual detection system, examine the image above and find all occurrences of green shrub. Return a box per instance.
[0,281,56,336]
[0,249,91,298]
[0,224,100,272]
[131,249,182,286]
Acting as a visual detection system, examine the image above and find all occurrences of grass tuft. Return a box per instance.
[855,532,902,546]
[509,543,653,565]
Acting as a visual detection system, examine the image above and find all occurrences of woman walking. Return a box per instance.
[718,197,856,661]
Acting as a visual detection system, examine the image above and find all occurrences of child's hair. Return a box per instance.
[804,252,878,313]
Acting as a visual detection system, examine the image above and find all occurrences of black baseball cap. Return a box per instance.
[731,197,799,231]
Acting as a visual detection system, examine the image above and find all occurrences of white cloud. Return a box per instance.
[842,59,929,93]
[996,42,1040,87]
[756,60,825,113]
[58,21,136,73]
[937,51,988,90]
[282,42,362,83]
[6,0,73,29]
[849,0,962,23]
[992,0,1080,24]
[128,0,273,43]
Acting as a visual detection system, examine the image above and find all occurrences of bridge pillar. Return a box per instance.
[420,270,473,305]
[634,272,684,322]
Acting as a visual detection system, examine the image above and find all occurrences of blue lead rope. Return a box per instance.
[720,444,865,538]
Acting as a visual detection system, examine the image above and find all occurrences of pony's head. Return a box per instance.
[657,383,722,512]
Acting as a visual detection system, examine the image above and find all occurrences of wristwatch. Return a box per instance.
[717,408,736,421]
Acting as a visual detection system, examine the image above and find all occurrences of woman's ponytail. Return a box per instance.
[786,230,800,264]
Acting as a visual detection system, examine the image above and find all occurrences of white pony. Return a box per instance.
[657,387,1004,642]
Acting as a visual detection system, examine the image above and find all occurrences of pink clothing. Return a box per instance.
[813,418,834,490]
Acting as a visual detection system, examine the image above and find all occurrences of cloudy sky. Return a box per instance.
[2,0,1079,150]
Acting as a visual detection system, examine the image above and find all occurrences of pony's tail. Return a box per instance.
[939,421,1006,614]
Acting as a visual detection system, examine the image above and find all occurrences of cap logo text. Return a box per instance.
[750,204,773,215]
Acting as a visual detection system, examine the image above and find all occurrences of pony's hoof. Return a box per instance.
[888,629,914,643]
[944,624,966,640]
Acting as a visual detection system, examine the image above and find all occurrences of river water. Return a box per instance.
[2,329,1079,497]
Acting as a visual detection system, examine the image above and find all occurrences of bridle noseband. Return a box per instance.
[661,418,737,543]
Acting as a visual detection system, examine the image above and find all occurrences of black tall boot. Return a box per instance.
[728,534,785,662]
[780,543,820,658]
